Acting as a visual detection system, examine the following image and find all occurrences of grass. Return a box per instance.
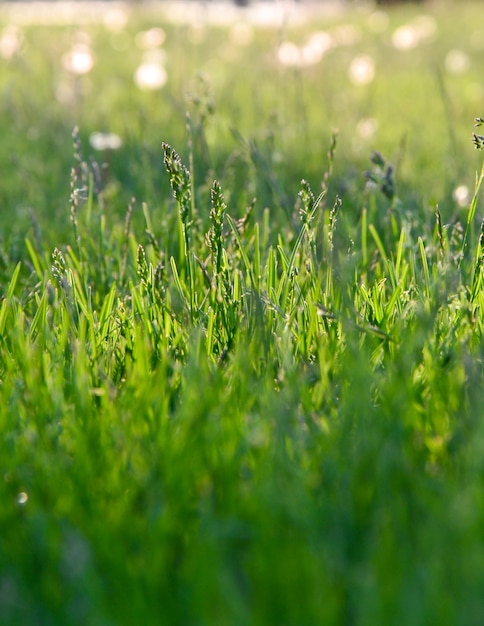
[1,2,484,624]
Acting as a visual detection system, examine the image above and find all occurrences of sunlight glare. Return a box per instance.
[0,25,23,59]
[331,24,361,47]
[367,11,389,34]
[102,6,129,32]
[445,49,470,75]
[134,63,167,90]
[453,185,470,208]
[90,132,123,151]
[356,118,378,139]
[62,43,94,74]
[392,25,419,50]
[349,54,375,85]
[392,15,437,50]
[229,22,254,47]
[135,27,166,49]
[306,31,333,57]
[277,41,301,67]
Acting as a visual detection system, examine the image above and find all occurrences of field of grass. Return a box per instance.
[1,1,484,624]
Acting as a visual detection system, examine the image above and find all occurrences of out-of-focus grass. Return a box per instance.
[0,1,483,245]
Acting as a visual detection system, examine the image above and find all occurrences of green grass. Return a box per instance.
[1,2,484,625]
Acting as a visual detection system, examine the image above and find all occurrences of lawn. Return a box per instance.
[1,1,484,624]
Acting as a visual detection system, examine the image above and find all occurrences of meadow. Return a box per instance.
[1,1,484,624]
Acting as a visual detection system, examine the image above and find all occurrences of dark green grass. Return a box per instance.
[1,3,484,625]
[1,131,484,625]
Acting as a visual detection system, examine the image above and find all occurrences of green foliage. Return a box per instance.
[1,4,484,625]
[2,126,484,624]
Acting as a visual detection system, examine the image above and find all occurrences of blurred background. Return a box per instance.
[0,0,481,248]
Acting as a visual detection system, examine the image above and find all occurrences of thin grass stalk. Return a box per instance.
[162,143,195,319]
[208,180,226,277]
[69,167,82,262]
[418,236,431,302]
[226,213,257,294]
[461,159,484,265]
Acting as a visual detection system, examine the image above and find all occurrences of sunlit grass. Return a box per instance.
[1,2,484,625]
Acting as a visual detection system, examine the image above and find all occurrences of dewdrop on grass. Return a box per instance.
[17,492,28,505]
